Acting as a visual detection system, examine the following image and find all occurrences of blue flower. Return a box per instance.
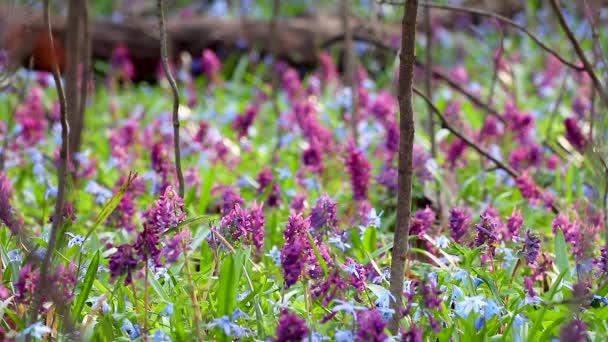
[376,306,395,321]
[266,246,281,266]
[374,289,395,308]
[455,295,487,318]
[161,303,174,317]
[7,249,21,262]
[20,322,51,339]
[152,329,172,342]
[332,300,366,316]
[475,317,485,332]
[208,316,245,338]
[334,329,355,342]
[232,308,250,320]
[120,319,141,339]
[435,235,451,248]
[451,285,464,302]
[343,264,360,279]
[311,332,330,341]
[86,296,111,314]
[328,236,351,252]
[484,299,502,320]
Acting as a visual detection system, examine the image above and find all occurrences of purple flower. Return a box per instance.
[560,319,587,342]
[370,91,396,125]
[524,276,536,298]
[281,214,310,287]
[302,142,324,174]
[219,186,244,215]
[15,263,39,304]
[134,225,162,264]
[318,52,338,83]
[49,202,77,224]
[344,258,367,295]
[232,105,259,139]
[143,186,186,233]
[290,194,306,213]
[311,269,348,305]
[249,202,266,253]
[600,247,608,275]
[503,103,534,143]
[413,144,433,182]
[475,213,498,252]
[446,138,467,168]
[257,167,282,207]
[377,165,398,191]
[110,44,135,81]
[421,280,442,310]
[410,206,436,237]
[346,141,371,201]
[0,173,22,235]
[524,230,541,266]
[564,117,588,152]
[51,264,77,303]
[201,49,221,79]
[385,123,399,155]
[449,207,471,243]
[281,67,302,100]
[516,172,541,202]
[162,229,191,264]
[274,310,309,342]
[355,309,388,342]
[401,325,423,342]
[281,238,306,288]
[505,209,523,241]
[109,244,140,285]
[310,194,338,233]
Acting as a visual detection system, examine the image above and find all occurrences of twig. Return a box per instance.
[157,0,185,198]
[549,0,608,107]
[413,86,561,215]
[413,86,517,178]
[29,0,70,325]
[388,0,418,335]
[376,0,584,72]
[414,60,505,123]
[341,0,358,145]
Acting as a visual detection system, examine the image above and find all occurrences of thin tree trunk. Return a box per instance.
[158,0,185,198]
[389,0,418,335]
[341,0,358,145]
[72,1,91,160]
[29,0,70,326]
[65,0,83,158]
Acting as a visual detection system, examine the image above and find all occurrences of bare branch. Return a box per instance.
[549,0,608,106]
[388,0,418,334]
[29,0,70,325]
[157,0,185,199]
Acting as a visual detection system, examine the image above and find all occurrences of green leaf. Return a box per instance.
[363,226,377,254]
[528,268,568,340]
[148,268,170,302]
[73,251,100,320]
[216,252,245,317]
[554,229,570,275]
[306,231,328,276]
[84,172,137,241]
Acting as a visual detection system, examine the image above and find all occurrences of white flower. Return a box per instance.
[334,330,354,342]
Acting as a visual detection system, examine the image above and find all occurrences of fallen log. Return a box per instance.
[2,0,605,80]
